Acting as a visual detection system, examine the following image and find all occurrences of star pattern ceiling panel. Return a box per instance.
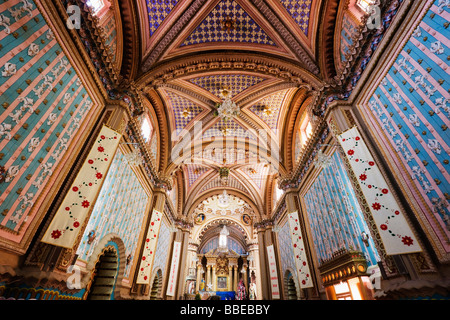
[165,90,206,134]
[180,0,277,47]
[185,164,211,187]
[279,0,313,35]
[147,0,180,37]
[202,118,257,140]
[249,89,290,131]
[239,163,270,189]
[188,74,266,99]
[199,174,248,194]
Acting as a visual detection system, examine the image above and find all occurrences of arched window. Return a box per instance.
[357,0,375,13]
[86,0,104,15]
[141,114,153,143]
[299,114,313,148]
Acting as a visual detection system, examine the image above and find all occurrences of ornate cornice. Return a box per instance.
[137,52,323,90]
[279,121,331,190]
[313,0,407,117]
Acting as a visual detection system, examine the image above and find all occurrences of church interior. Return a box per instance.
[0,0,449,301]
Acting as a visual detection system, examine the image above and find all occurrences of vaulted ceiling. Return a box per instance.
[109,0,362,222]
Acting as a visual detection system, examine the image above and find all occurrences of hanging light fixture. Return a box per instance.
[216,86,240,122]
[122,143,144,166]
[218,225,229,252]
[313,149,333,169]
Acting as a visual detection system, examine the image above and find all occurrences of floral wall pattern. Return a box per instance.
[0,0,94,242]
[362,0,450,257]
[303,151,380,266]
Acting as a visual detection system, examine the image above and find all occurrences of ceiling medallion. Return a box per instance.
[215,86,240,122]
[219,167,230,186]
[220,16,237,34]
[181,107,191,119]
[262,105,275,117]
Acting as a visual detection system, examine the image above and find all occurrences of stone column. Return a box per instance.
[212,265,217,292]
[174,228,190,299]
[233,265,238,291]
[256,227,270,299]
[242,263,248,290]
[228,266,233,291]
[206,265,211,291]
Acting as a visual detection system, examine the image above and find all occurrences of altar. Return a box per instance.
[195,247,248,295]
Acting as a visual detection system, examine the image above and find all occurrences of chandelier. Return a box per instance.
[216,86,240,122]
[122,143,143,166]
[313,150,333,169]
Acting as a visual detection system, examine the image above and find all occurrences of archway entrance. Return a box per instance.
[150,270,163,300]
[86,246,119,300]
[286,273,298,300]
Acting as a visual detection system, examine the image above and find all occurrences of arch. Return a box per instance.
[81,233,127,300]
[194,217,252,252]
[85,245,119,300]
[149,268,163,300]
[284,269,301,300]
[186,189,260,224]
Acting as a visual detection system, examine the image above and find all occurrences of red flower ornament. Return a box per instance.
[347,149,355,156]
[81,200,90,208]
[96,172,103,179]
[359,173,367,181]
[73,221,80,228]
[380,224,388,230]
[372,202,382,211]
[381,188,389,194]
[402,236,414,246]
[98,146,104,152]
[51,229,62,239]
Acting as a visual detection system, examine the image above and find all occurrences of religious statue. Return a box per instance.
[249,282,257,300]
[236,279,246,300]
[188,281,195,294]
[199,278,205,291]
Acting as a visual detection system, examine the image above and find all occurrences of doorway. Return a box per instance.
[285,273,298,300]
[86,247,119,300]
[150,269,163,300]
